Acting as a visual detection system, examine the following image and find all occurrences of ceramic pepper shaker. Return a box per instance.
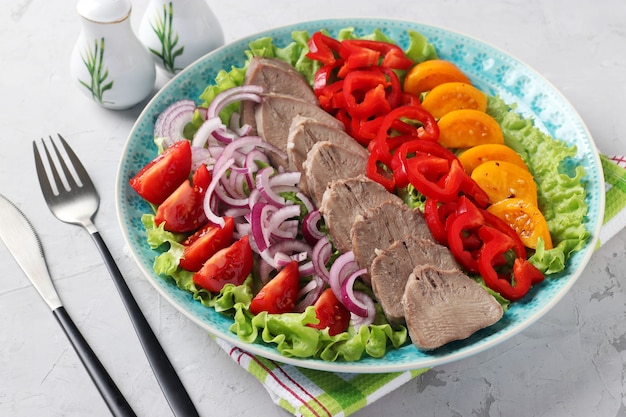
[138,0,224,77]
[70,0,156,110]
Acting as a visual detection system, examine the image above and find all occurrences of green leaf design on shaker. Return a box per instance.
[79,37,114,104]
[149,2,185,74]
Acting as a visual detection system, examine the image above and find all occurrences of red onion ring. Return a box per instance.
[206,85,263,120]
[311,236,332,283]
[256,167,286,206]
[340,268,369,317]
[302,210,325,244]
[250,202,274,253]
[192,116,224,148]
[295,274,325,312]
[349,292,376,330]
[203,157,235,227]
[154,100,196,144]
[328,252,359,302]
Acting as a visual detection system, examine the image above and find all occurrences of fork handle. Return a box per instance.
[90,231,200,417]
[53,306,137,417]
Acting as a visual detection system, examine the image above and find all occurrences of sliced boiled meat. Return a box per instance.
[402,265,503,350]
[287,115,363,172]
[301,141,368,207]
[370,235,460,323]
[255,94,344,169]
[350,201,431,283]
[319,175,402,253]
[240,57,318,134]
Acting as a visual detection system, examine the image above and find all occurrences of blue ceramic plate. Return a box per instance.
[116,18,604,373]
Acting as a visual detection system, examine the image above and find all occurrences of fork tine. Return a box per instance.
[55,134,95,190]
[48,134,82,191]
[33,140,57,198]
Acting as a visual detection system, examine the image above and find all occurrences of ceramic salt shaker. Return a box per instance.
[138,0,225,77]
[70,0,156,110]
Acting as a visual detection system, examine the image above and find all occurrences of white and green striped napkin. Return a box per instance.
[217,155,626,417]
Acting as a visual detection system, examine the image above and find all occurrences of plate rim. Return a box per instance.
[115,17,605,373]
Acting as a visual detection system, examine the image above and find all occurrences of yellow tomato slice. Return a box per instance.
[437,109,504,149]
[421,82,488,119]
[403,59,471,96]
[458,144,529,175]
[487,198,553,249]
[471,160,538,206]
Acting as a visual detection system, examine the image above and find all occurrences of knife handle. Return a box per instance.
[90,231,200,417]
[53,306,137,417]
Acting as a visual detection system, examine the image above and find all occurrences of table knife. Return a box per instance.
[0,194,136,417]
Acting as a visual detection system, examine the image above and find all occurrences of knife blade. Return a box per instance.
[0,194,62,310]
[0,194,136,417]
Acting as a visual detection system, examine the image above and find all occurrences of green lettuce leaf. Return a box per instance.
[486,96,590,274]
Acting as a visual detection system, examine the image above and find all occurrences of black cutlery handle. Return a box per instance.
[90,231,200,417]
[53,306,137,417]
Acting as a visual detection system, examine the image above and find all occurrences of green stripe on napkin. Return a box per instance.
[601,155,626,223]
[217,155,626,417]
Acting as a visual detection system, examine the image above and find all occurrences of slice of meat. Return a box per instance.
[370,235,460,323]
[301,141,368,207]
[255,94,344,169]
[319,175,402,253]
[350,201,431,282]
[402,265,503,351]
[240,57,318,134]
[287,115,362,172]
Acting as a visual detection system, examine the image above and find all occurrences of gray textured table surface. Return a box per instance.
[1,1,625,416]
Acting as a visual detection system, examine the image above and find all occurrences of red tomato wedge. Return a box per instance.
[155,163,211,233]
[307,288,351,336]
[129,140,192,205]
[179,216,235,272]
[192,235,253,293]
[250,261,300,315]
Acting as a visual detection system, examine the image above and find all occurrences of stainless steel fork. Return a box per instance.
[33,134,199,417]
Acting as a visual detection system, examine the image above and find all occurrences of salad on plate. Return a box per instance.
[123,23,594,364]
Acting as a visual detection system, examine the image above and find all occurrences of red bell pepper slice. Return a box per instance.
[404,158,465,202]
[342,70,392,119]
[316,79,344,113]
[334,108,352,133]
[373,104,439,160]
[337,41,380,77]
[339,39,414,71]
[312,59,344,96]
[366,151,395,192]
[460,176,490,208]
[306,32,341,65]
[478,226,532,301]
[390,138,457,170]
[446,196,484,274]
[423,198,457,245]
[392,153,445,189]
[514,258,545,285]
[376,66,402,109]
[482,209,526,259]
